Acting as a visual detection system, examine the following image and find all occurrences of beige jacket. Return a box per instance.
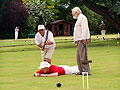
[73,14,90,42]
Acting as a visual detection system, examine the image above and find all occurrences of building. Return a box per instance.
[47,20,73,36]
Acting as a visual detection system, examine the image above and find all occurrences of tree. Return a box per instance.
[53,1,103,34]
[25,0,54,33]
[59,0,120,33]
[23,0,59,19]
[0,0,28,39]
[6,0,28,27]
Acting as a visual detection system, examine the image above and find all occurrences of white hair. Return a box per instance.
[101,21,104,24]
[72,7,82,14]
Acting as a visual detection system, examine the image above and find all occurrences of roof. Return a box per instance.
[49,20,72,24]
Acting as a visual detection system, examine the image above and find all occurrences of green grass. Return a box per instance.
[0,34,119,47]
[0,46,120,90]
[0,39,119,53]
[0,35,120,90]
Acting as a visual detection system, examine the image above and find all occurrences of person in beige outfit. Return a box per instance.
[72,7,91,75]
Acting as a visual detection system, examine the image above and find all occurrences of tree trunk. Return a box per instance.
[83,1,120,33]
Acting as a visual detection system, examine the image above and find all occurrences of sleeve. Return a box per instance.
[48,31,55,43]
[81,17,89,39]
[35,33,41,45]
[36,70,43,74]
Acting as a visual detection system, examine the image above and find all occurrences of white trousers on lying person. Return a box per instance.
[59,65,79,75]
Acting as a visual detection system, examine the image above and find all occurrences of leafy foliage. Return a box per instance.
[58,0,120,33]
[110,1,120,15]
[7,0,28,27]
[25,0,54,32]
[0,0,119,39]
[0,0,28,39]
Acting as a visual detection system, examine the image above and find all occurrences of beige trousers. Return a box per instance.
[41,46,55,61]
[101,30,106,37]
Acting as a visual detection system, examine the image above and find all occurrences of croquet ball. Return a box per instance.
[117,41,119,45]
[107,50,109,53]
[56,82,61,87]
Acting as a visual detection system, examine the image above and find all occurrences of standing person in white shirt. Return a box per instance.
[15,26,19,40]
[35,25,56,64]
[72,7,91,75]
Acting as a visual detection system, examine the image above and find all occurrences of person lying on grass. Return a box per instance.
[34,61,80,77]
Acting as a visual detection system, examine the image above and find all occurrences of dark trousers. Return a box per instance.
[76,40,90,74]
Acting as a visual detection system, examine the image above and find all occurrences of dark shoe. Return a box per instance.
[88,73,91,75]
[103,37,105,40]
[75,71,91,75]
[83,73,91,76]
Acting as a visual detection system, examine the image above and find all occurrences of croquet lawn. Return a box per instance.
[0,43,120,90]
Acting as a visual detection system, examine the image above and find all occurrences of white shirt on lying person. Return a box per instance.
[35,30,56,48]
[73,14,90,42]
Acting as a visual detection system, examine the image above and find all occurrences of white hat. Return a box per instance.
[38,25,45,30]
[38,61,50,69]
